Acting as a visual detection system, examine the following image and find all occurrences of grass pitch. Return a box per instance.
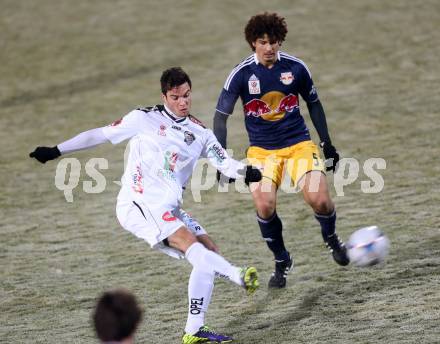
[1,0,439,343]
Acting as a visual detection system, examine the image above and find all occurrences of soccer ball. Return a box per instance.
[347,226,390,267]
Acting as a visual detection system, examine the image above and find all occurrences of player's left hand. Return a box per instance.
[320,141,340,172]
[29,146,61,164]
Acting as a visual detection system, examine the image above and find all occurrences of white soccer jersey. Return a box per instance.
[102,105,245,206]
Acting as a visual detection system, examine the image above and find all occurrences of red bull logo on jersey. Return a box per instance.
[280,72,294,85]
[243,91,299,122]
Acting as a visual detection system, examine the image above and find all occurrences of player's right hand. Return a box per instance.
[29,146,61,164]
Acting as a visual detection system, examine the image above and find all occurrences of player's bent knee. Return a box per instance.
[167,226,198,253]
[257,206,275,219]
[254,198,276,219]
[309,196,334,214]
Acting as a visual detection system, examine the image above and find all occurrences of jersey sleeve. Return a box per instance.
[215,67,242,115]
[297,63,319,103]
[201,129,246,179]
[58,127,109,154]
[101,110,144,144]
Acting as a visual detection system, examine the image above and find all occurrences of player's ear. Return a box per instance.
[252,41,257,49]
[161,92,167,103]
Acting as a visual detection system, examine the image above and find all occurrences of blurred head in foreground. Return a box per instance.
[93,289,143,344]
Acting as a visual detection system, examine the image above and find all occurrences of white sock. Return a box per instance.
[185,242,243,286]
[184,268,214,334]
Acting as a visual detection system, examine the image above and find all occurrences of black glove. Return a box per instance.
[244,165,262,186]
[320,141,340,172]
[29,146,61,164]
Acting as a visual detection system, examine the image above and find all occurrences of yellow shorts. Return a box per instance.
[247,140,325,187]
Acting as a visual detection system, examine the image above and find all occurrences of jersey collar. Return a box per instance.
[162,104,187,123]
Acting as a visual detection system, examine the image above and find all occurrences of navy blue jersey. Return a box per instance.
[216,52,319,149]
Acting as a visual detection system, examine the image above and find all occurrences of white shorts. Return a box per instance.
[116,197,187,259]
[116,186,208,259]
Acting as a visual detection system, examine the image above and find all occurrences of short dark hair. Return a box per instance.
[244,12,288,51]
[93,289,143,342]
[160,67,192,94]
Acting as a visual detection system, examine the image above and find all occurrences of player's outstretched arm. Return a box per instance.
[29,127,109,164]
[307,100,340,172]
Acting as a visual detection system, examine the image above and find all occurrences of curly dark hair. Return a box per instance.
[93,289,143,342]
[244,12,288,51]
[160,67,192,95]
